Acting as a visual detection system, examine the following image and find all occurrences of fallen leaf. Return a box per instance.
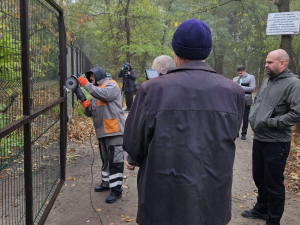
[241,177,247,180]
[96,208,101,212]
[71,184,75,187]
[240,205,243,208]
[126,219,134,222]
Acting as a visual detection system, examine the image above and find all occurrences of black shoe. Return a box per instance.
[94,185,109,192]
[241,135,246,140]
[106,193,122,203]
[241,208,268,220]
[124,108,130,112]
[237,134,239,138]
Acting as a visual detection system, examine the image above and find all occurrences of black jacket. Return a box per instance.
[123,60,245,225]
[118,62,136,92]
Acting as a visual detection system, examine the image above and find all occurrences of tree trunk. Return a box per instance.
[258,53,267,88]
[273,0,297,74]
[273,0,299,133]
[213,45,224,75]
[124,0,131,62]
[161,1,174,45]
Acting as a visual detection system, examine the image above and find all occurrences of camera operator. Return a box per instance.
[78,67,125,204]
[118,62,136,112]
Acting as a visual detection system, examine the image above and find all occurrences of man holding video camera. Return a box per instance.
[118,62,136,112]
[123,19,245,225]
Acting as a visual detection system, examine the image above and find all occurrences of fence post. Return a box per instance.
[76,47,79,75]
[71,42,74,108]
[59,10,67,181]
[20,0,33,224]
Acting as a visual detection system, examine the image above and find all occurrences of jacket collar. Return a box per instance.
[97,77,109,86]
[269,68,295,80]
[167,60,217,74]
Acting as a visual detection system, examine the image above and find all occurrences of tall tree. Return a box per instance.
[270,0,297,74]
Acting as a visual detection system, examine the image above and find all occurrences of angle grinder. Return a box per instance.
[65,75,87,103]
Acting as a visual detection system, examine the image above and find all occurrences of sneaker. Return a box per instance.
[241,135,246,140]
[241,208,269,220]
[106,193,122,203]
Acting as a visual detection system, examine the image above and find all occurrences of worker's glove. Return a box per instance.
[78,76,88,87]
[80,100,90,109]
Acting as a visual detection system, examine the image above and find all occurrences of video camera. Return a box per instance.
[123,65,129,77]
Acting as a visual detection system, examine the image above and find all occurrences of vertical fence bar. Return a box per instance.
[76,47,79,75]
[59,11,67,181]
[71,43,75,107]
[79,50,81,73]
[20,0,33,224]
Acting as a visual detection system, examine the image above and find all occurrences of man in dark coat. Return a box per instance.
[118,62,136,111]
[123,19,245,225]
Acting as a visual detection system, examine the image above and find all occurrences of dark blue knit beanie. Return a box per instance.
[172,19,212,60]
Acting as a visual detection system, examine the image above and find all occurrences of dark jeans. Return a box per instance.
[252,140,290,225]
[241,105,250,136]
[124,91,133,110]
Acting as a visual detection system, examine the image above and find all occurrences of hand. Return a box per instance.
[125,161,135,170]
[80,100,90,108]
[128,71,130,75]
[78,76,88,87]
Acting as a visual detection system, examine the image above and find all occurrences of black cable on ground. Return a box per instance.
[89,128,103,225]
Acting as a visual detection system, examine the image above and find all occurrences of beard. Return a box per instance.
[266,68,276,76]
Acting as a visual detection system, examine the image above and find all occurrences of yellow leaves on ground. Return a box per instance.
[241,177,247,180]
[121,214,135,222]
[96,208,102,212]
[291,174,299,180]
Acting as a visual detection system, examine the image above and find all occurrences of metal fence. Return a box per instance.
[66,43,92,119]
[0,0,91,224]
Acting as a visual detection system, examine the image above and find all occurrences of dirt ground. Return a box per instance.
[45,117,300,225]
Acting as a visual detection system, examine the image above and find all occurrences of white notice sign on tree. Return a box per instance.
[266,12,300,35]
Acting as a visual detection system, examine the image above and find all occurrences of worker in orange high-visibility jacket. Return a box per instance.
[78,67,125,203]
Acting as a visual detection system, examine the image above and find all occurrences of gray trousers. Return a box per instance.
[98,135,124,195]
